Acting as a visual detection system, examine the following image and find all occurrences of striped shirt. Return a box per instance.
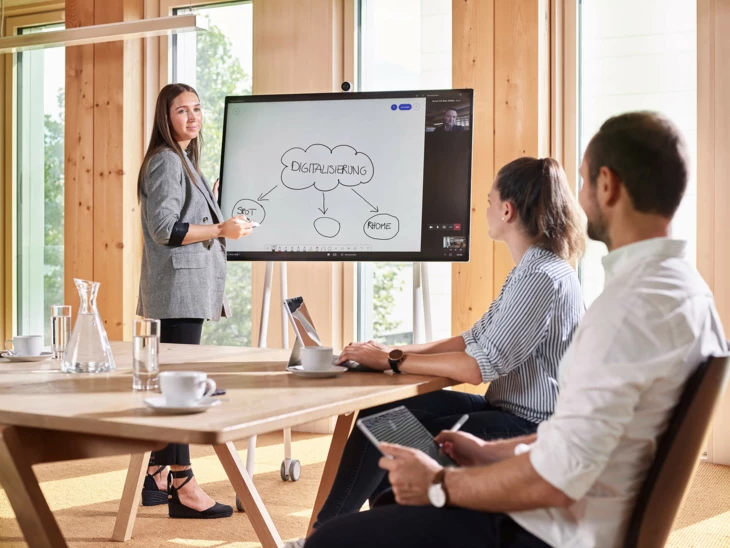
[461,246,584,423]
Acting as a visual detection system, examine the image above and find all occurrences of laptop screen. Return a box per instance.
[284,297,322,347]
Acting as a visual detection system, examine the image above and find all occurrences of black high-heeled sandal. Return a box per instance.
[168,469,233,519]
[141,465,169,506]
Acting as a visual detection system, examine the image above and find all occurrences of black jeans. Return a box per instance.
[307,505,550,548]
[314,390,539,527]
[148,318,204,467]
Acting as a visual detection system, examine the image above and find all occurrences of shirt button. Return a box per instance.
[203,217,209,223]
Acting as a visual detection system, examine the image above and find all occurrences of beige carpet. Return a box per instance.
[1,432,729,547]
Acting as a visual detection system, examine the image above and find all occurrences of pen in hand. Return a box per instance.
[449,414,469,433]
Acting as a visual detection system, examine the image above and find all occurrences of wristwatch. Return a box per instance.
[387,348,405,374]
[428,468,449,508]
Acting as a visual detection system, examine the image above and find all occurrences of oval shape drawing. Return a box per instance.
[231,199,266,225]
[364,214,399,240]
[314,217,341,238]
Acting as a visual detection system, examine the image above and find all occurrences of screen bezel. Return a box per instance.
[218,88,474,262]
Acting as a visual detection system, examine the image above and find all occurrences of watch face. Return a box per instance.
[388,348,404,361]
[428,483,446,508]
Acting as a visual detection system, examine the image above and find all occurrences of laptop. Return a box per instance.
[284,296,377,372]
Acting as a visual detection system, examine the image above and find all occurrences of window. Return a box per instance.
[173,1,253,345]
[16,24,65,343]
[578,0,697,305]
[356,0,453,344]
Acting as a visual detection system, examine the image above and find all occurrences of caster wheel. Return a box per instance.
[281,459,302,482]
[236,495,244,512]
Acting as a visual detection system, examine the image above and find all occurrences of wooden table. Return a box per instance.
[0,342,452,548]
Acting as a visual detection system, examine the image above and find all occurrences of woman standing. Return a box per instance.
[137,83,252,519]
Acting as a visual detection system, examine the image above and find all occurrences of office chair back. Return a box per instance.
[623,354,730,548]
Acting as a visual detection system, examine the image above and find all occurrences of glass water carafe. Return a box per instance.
[62,279,116,373]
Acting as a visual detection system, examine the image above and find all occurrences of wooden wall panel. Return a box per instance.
[65,0,144,340]
[452,0,551,395]
[250,0,345,350]
[64,0,95,321]
[451,0,495,337]
[699,0,730,465]
[492,0,551,296]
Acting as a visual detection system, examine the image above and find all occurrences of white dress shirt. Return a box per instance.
[510,238,728,548]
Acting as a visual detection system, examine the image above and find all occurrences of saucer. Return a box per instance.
[143,396,221,414]
[0,351,53,363]
[287,365,346,378]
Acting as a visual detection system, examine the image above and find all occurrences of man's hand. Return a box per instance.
[434,431,510,466]
[378,443,442,506]
[337,341,390,370]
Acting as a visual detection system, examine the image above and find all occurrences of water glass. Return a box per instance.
[133,319,161,391]
[50,305,72,359]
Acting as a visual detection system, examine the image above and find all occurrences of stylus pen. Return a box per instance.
[449,414,469,433]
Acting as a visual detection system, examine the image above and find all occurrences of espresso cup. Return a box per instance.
[159,371,216,407]
[301,346,333,371]
[4,335,43,356]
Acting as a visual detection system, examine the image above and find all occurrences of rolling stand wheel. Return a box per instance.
[280,458,302,482]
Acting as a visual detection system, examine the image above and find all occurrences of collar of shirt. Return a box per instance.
[601,237,687,282]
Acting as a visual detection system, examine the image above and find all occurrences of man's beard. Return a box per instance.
[586,210,611,248]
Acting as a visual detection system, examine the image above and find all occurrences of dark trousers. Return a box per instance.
[307,505,550,548]
[148,318,204,467]
[314,390,539,527]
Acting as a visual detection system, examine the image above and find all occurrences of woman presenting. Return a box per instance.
[136,83,252,519]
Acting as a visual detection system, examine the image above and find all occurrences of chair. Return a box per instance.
[623,354,730,548]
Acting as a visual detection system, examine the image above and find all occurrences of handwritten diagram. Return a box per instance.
[230,144,401,240]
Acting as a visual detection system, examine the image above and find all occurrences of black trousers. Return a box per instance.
[306,505,551,548]
[148,318,204,467]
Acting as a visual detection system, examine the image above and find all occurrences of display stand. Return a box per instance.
[413,262,433,344]
[236,261,301,512]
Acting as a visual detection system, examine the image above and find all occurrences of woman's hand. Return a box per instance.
[219,216,253,239]
[365,340,393,354]
[337,341,390,370]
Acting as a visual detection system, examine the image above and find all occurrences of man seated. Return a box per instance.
[305,112,728,548]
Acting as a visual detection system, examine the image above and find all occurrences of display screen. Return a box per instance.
[219,89,473,262]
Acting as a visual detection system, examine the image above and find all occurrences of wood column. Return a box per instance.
[250,0,346,351]
[65,0,144,341]
[451,0,550,394]
[452,0,551,334]
[698,0,730,464]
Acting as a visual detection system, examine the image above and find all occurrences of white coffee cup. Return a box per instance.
[301,346,333,371]
[159,371,216,407]
[4,335,43,356]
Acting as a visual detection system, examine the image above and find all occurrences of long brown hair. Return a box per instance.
[495,157,585,261]
[137,83,204,200]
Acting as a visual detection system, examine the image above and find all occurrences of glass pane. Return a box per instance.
[16,24,65,344]
[357,0,453,344]
[578,0,697,305]
[173,2,253,346]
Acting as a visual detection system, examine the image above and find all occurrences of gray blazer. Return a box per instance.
[137,148,231,321]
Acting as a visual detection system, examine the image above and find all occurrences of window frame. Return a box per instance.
[2,8,65,340]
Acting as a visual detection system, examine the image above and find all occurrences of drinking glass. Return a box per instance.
[50,305,72,359]
[133,319,161,391]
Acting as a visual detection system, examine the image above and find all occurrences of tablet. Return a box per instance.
[357,405,457,467]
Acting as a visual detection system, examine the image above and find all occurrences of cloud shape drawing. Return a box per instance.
[281,144,374,192]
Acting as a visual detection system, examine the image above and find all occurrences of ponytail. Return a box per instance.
[495,157,585,261]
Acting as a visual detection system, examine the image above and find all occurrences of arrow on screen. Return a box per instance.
[318,192,329,214]
[258,185,278,201]
[351,188,379,213]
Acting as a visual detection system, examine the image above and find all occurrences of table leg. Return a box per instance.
[214,441,283,548]
[111,451,151,542]
[307,411,358,536]
[0,426,68,548]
